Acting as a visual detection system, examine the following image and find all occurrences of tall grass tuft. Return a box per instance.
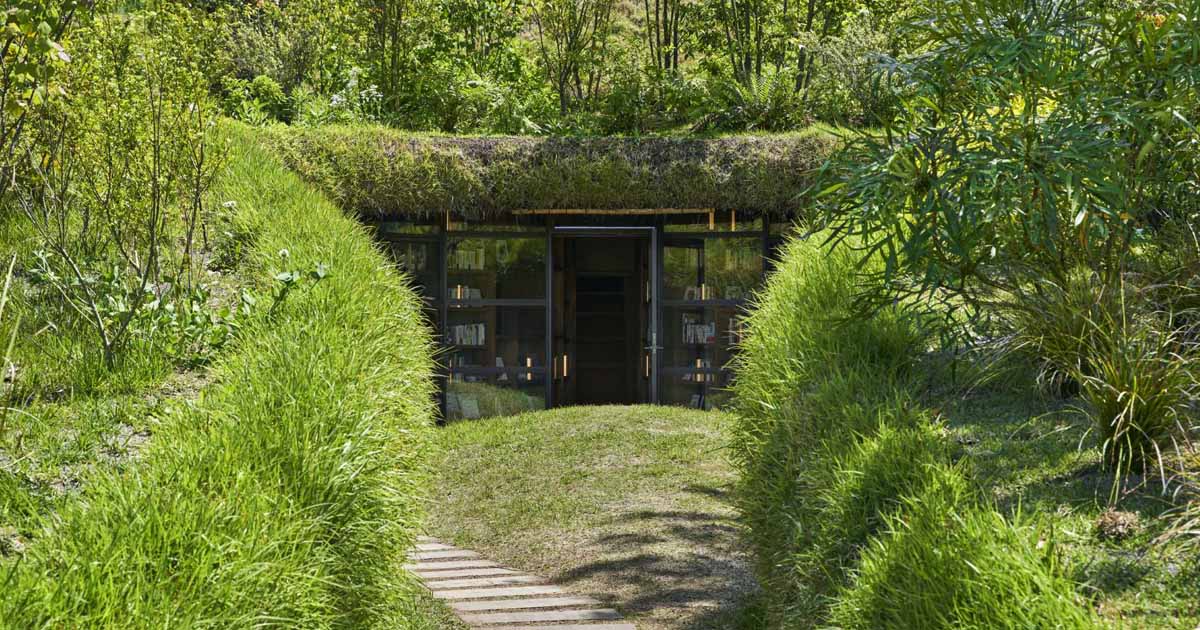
[729,233,932,623]
[0,123,439,627]
[1076,308,1197,480]
[832,475,1098,630]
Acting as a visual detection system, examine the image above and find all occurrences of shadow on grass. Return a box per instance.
[551,484,760,630]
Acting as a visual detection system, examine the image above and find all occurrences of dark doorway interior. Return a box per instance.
[559,237,647,405]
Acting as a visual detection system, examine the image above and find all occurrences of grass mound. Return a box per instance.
[833,480,1095,630]
[730,233,1099,628]
[427,405,754,630]
[0,123,440,627]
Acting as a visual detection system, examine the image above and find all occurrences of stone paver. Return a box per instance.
[409,537,633,629]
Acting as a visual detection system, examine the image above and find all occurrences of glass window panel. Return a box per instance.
[448,237,546,300]
[661,371,734,410]
[446,379,545,421]
[704,237,762,301]
[446,305,546,369]
[664,238,762,301]
[663,241,703,300]
[661,305,744,372]
[446,305,546,421]
[385,240,440,301]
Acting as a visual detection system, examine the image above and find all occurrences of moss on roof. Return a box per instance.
[262,125,836,218]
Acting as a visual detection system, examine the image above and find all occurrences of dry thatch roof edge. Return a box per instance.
[260,124,836,219]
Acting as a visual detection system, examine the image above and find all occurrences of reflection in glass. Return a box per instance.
[663,238,761,301]
[386,240,440,299]
[446,305,547,420]
[448,237,545,300]
[446,379,545,421]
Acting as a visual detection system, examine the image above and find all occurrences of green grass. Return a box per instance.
[729,233,1104,628]
[0,122,447,627]
[943,379,1200,627]
[429,404,759,630]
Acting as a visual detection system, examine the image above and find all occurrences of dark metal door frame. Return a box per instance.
[546,226,659,407]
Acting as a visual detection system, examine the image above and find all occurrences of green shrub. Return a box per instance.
[0,123,438,627]
[832,476,1100,630]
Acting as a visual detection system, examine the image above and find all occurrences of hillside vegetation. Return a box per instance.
[0,125,448,627]
[731,229,1200,628]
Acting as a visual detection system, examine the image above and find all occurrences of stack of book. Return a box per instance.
[451,323,486,346]
[450,246,486,270]
[682,314,716,344]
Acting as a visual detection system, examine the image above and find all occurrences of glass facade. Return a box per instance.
[372,211,780,421]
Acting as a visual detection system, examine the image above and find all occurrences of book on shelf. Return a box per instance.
[682,358,712,382]
[451,285,484,301]
[450,322,486,346]
[681,314,716,344]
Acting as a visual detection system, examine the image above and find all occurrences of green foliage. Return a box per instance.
[730,234,1097,627]
[198,0,892,133]
[693,70,806,133]
[818,0,1200,318]
[831,477,1099,630]
[729,233,929,623]
[804,422,952,599]
[265,124,835,218]
[0,124,438,627]
[1073,303,1197,479]
[1,1,81,201]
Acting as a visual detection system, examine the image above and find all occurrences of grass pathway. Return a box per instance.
[426,405,759,630]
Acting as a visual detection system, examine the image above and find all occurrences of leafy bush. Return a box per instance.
[817,0,1200,329]
[832,474,1099,630]
[693,70,806,133]
[0,124,438,627]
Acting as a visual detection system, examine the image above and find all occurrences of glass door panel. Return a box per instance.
[445,232,549,421]
[661,236,757,410]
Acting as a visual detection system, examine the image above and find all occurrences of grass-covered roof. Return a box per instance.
[263,125,836,219]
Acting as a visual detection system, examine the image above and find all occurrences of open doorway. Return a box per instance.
[551,229,657,407]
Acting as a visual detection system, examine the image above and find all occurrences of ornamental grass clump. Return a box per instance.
[1076,308,1197,480]
[832,473,1101,630]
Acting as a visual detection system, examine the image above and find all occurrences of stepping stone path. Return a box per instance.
[407,536,635,630]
